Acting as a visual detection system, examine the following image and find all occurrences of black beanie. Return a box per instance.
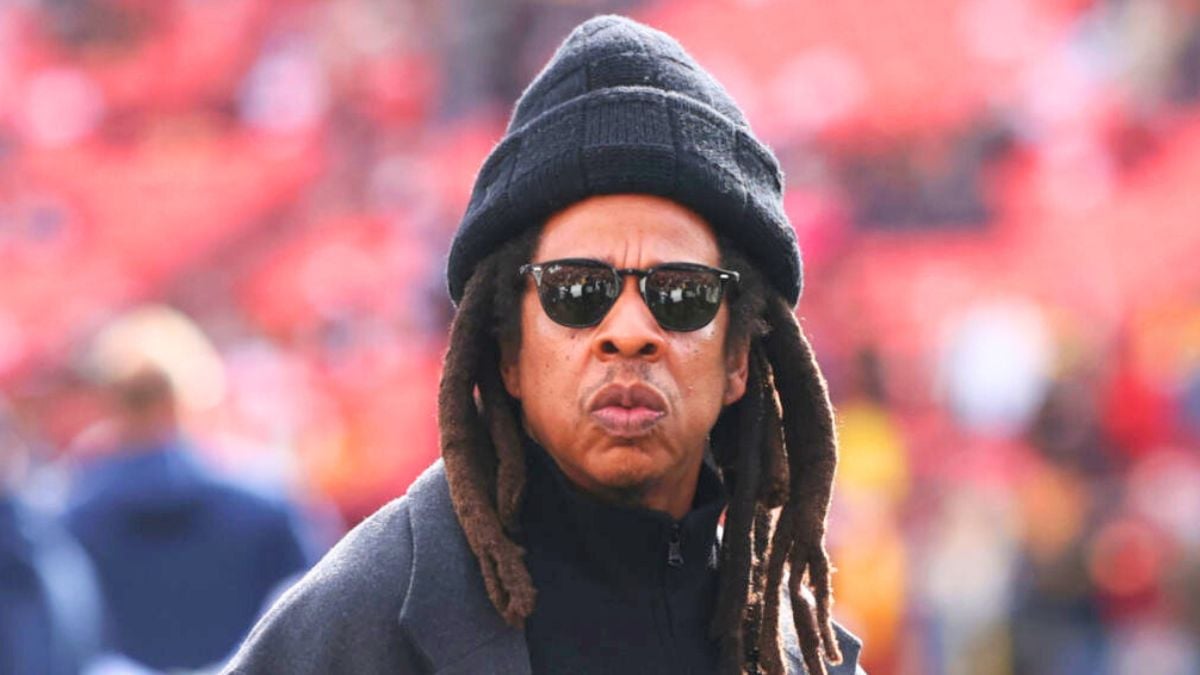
[446,14,802,305]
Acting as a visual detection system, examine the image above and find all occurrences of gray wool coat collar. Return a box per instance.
[398,461,863,675]
[399,462,531,673]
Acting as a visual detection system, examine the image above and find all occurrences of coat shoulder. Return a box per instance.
[223,464,449,673]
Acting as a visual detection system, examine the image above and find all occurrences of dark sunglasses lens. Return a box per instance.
[643,268,724,331]
[537,263,619,327]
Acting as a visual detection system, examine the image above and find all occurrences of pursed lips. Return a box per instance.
[587,382,668,437]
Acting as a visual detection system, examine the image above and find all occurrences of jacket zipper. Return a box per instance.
[667,523,684,567]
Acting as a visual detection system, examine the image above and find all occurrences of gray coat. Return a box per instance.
[223,460,865,674]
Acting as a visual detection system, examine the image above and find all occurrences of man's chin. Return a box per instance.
[580,448,664,502]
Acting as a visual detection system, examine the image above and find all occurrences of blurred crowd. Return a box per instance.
[2,0,1199,673]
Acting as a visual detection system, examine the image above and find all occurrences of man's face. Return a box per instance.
[501,194,749,514]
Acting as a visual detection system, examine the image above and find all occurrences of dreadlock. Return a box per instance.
[438,228,842,674]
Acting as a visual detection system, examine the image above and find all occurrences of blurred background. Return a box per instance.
[1,0,1199,673]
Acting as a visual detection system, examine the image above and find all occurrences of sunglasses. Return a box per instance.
[518,258,739,332]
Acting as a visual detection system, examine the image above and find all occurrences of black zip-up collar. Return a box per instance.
[519,441,727,674]
[520,442,726,588]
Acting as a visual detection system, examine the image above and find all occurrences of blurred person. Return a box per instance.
[228,15,863,675]
[835,349,910,506]
[1095,451,1200,675]
[65,307,313,671]
[0,397,105,675]
[1009,461,1106,675]
[1183,363,1200,443]
[1100,325,1176,462]
[828,348,910,673]
[922,485,1021,675]
[1029,363,1116,476]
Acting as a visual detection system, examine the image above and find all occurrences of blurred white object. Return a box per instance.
[938,298,1052,436]
[17,67,105,148]
[238,36,329,134]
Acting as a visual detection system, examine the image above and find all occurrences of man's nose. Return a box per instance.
[591,278,664,359]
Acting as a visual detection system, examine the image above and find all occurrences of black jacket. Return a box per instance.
[223,460,864,674]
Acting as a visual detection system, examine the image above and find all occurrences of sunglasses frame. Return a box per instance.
[518,258,740,331]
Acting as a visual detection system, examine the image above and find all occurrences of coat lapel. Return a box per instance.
[397,461,531,674]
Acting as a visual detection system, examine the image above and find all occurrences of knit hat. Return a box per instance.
[446,14,802,305]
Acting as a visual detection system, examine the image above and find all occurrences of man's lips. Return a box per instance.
[591,405,666,435]
[587,383,668,437]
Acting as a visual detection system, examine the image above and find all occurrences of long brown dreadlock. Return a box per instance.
[438,226,843,675]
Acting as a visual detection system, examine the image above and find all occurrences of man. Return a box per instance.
[68,307,313,671]
[227,14,863,675]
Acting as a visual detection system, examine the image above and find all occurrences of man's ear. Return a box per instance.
[722,339,750,406]
[500,342,522,399]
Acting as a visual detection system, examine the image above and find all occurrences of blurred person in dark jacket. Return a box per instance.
[0,398,104,675]
[228,15,863,675]
[66,307,312,672]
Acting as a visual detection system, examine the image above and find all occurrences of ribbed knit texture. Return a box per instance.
[446,14,803,305]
